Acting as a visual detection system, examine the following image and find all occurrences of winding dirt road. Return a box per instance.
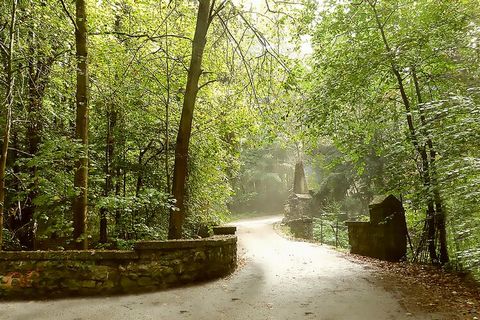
[1,215,445,320]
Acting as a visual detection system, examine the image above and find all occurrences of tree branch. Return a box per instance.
[236,8,289,71]
[209,0,228,24]
[198,79,218,91]
[58,0,78,31]
[217,14,261,112]
[90,31,192,43]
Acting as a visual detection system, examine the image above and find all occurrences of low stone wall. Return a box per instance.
[284,218,313,240]
[346,195,407,262]
[0,235,237,299]
[346,221,406,261]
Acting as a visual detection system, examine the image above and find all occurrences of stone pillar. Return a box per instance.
[293,161,308,194]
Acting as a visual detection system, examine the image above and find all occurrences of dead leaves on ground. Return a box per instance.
[347,254,480,319]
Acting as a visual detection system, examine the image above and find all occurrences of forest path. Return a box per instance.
[2,215,444,320]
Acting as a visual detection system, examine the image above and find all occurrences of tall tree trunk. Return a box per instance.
[8,131,19,231]
[20,33,54,250]
[72,0,89,249]
[21,50,42,250]
[114,166,122,237]
[369,1,439,262]
[0,0,18,250]
[412,68,449,264]
[165,13,172,194]
[99,109,116,243]
[114,111,125,238]
[135,151,144,198]
[169,0,211,239]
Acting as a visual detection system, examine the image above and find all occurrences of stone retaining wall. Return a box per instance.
[284,218,313,240]
[0,235,237,299]
[346,195,407,261]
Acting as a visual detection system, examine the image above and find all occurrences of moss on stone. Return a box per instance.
[0,235,237,299]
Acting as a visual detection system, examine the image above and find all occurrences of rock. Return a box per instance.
[120,277,137,290]
[138,277,152,286]
[194,251,207,262]
[82,280,96,288]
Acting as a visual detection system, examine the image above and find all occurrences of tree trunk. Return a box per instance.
[369,1,439,262]
[412,68,449,264]
[20,32,54,250]
[99,109,116,243]
[165,16,171,194]
[21,53,43,250]
[114,166,122,237]
[169,0,211,239]
[114,112,125,238]
[72,0,89,249]
[0,0,18,250]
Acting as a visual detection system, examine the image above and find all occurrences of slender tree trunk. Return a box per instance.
[165,18,171,195]
[435,197,448,263]
[72,0,89,249]
[135,151,146,198]
[135,171,143,198]
[8,132,19,231]
[21,33,54,250]
[99,109,116,243]
[370,1,439,262]
[21,52,42,250]
[114,112,125,238]
[0,0,18,250]
[114,166,122,237]
[169,0,211,239]
[412,68,449,263]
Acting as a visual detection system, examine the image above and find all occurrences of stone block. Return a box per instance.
[346,195,407,261]
[194,251,207,262]
[138,277,152,286]
[82,280,96,288]
[212,226,237,235]
[101,280,115,289]
[120,277,137,290]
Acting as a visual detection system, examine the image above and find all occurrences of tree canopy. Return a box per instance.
[0,0,479,276]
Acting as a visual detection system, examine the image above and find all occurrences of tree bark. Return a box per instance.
[169,0,211,239]
[0,0,18,250]
[72,0,89,249]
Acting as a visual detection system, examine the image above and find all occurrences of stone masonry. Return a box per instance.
[0,235,237,299]
[346,195,407,261]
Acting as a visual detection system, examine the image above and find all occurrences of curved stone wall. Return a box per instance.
[0,235,236,299]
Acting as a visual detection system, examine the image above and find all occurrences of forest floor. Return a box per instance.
[1,214,477,320]
[352,256,480,319]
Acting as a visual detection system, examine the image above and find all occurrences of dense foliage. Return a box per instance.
[306,0,480,270]
[0,0,479,277]
[0,0,311,249]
